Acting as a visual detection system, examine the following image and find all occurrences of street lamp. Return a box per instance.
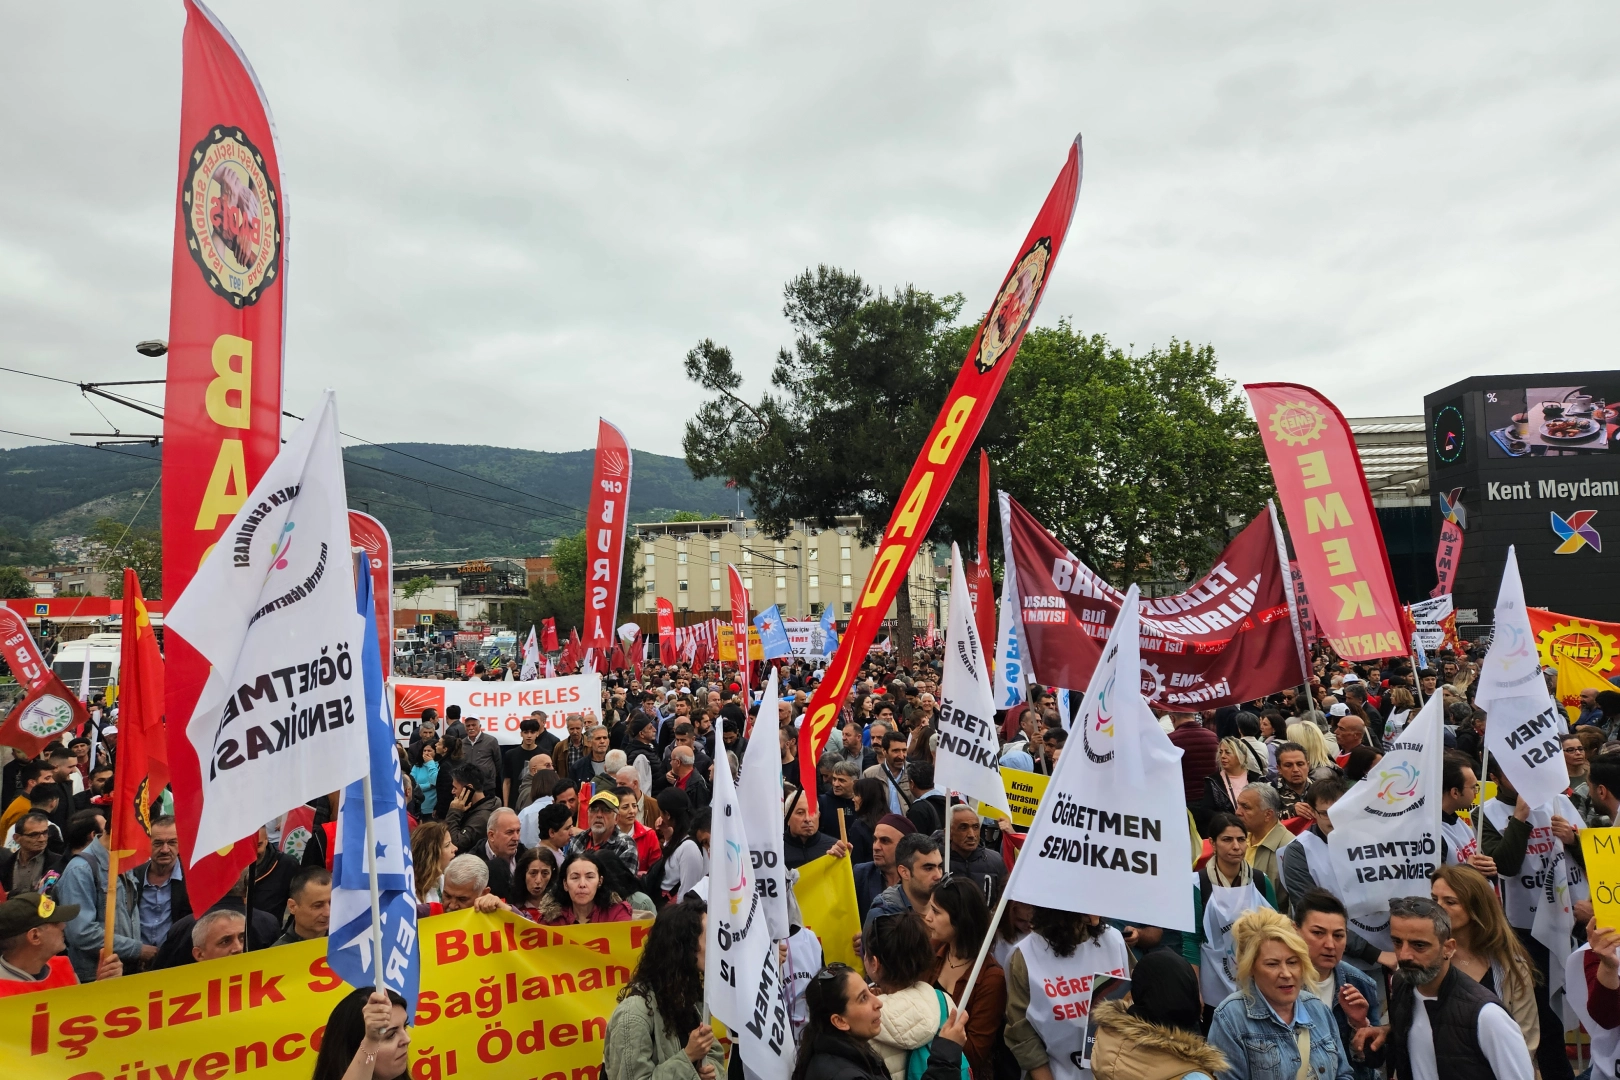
[135,340,168,357]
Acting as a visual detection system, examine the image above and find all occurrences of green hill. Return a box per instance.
[0,442,742,562]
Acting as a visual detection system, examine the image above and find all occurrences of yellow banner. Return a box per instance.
[1583,827,1620,930]
[1001,767,1049,828]
[794,853,862,970]
[1557,654,1614,723]
[718,624,763,662]
[2,910,648,1080]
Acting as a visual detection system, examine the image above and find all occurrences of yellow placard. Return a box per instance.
[1001,767,1049,828]
[794,853,862,970]
[718,624,763,662]
[1,911,648,1080]
[1583,827,1620,930]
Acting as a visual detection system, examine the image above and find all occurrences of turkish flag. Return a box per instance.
[110,569,168,872]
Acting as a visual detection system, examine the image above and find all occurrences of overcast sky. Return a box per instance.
[3,2,1617,457]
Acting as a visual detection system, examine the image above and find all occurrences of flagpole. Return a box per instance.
[101,848,120,965]
[943,794,952,876]
[362,769,387,989]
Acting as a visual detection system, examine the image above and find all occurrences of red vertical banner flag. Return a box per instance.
[0,607,88,756]
[656,598,677,665]
[111,570,168,871]
[973,449,995,659]
[161,0,287,885]
[728,565,751,699]
[348,511,393,680]
[541,618,560,653]
[1432,519,1464,597]
[797,135,1084,797]
[583,419,632,649]
[1245,383,1408,660]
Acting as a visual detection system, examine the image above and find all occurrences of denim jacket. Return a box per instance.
[1327,962,1381,1080]
[1207,987,1355,1080]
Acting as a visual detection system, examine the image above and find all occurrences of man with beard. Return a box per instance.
[1355,895,1533,1080]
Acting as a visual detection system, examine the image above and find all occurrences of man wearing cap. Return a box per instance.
[853,814,915,919]
[565,791,640,877]
[0,891,121,995]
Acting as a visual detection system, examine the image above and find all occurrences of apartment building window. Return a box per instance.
[710,579,721,592]
[710,549,720,562]
[646,581,655,593]
[809,548,818,561]
[775,576,786,590]
[841,574,852,587]
[742,550,752,563]
[842,602,853,614]
[645,553,656,566]
[743,579,753,592]
[840,546,851,561]
[775,548,785,562]
[808,574,819,588]
[679,580,688,591]
[810,602,823,616]
[677,552,687,564]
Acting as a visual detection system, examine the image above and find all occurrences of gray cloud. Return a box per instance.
[3,2,1617,454]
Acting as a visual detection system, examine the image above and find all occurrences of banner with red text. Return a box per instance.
[797,135,1084,796]
[162,0,289,917]
[349,511,393,681]
[389,674,603,744]
[0,911,647,1080]
[1245,383,1408,660]
[584,419,632,649]
[656,597,677,665]
[1432,518,1464,598]
[1003,494,1306,709]
[0,606,88,757]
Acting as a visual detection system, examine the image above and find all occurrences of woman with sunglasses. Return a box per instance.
[922,876,1006,1080]
[791,962,969,1080]
[1004,907,1129,1080]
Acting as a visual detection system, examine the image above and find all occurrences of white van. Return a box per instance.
[51,633,122,699]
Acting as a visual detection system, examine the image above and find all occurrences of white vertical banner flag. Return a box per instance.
[740,669,790,940]
[1328,689,1444,918]
[521,626,540,682]
[994,492,1029,710]
[706,708,793,1080]
[165,391,370,858]
[937,544,1013,818]
[1476,546,1569,810]
[1006,586,1193,931]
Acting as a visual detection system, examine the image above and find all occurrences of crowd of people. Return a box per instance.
[6,634,1620,1080]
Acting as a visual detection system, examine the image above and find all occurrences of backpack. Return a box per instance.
[904,989,970,1080]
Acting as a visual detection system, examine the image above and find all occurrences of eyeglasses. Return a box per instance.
[18,830,49,840]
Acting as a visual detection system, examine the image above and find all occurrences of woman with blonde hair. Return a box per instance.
[1203,738,1263,816]
[411,820,455,906]
[1206,908,1356,1080]
[1430,864,1541,1056]
[1382,686,1417,740]
[1286,721,1341,781]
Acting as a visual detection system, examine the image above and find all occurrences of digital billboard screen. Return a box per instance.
[1481,380,1620,459]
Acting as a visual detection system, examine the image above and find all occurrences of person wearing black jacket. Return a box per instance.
[784,790,847,869]
[249,828,301,922]
[0,811,66,896]
[152,875,280,968]
[791,962,968,1080]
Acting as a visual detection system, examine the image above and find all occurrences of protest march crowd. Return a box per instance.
[7,619,1620,1080]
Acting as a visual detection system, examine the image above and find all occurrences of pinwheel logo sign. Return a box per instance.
[1552,510,1601,554]
[1375,762,1421,809]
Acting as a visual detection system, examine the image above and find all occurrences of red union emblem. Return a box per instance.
[182,125,281,307]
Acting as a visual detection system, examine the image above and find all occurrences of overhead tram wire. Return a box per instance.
[0,426,562,545]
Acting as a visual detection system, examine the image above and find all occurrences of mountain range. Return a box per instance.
[0,442,743,562]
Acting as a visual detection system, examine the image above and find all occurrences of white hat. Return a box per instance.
[1340,674,1363,686]
[1328,702,1350,717]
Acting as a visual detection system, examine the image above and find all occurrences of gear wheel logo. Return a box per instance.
[1538,619,1619,677]
[1267,401,1327,446]
[1140,661,1165,701]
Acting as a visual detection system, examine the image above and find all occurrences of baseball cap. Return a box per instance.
[1328,703,1350,717]
[1340,674,1363,686]
[0,891,78,938]
[588,791,620,810]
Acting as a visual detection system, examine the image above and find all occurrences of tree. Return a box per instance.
[0,565,33,599]
[0,527,53,567]
[684,267,969,662]
[90,518,162,599]
[402,575,436,601]
[504,530,642,638]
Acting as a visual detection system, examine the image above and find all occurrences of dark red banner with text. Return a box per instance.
[797,135,1084,798]
[161,0,286,896]
[1003,493,1307,710]
[584,419,632,649]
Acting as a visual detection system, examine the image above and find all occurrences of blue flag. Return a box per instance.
[328,560,420,1010]
[754,604,792,660]
[820,603,839,659]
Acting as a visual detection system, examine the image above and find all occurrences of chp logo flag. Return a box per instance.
[936,544,1013,818]
[706,700,794,1080]
[1006,585,1194,932]
[329,555,420,1010]
[1328,688,1444,922]
[541,617,559,653]
[163,391,370,909]
[754,605,793,661]
[657,598,677,665]
[798,134,1084,801]
[1476,546,1570,810]
[1244,383,1409,660]
[583,419,632,649]
[740,669,791,940]
[0,606,88,757]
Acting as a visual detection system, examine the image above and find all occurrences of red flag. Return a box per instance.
[973,449,995,660]
[1245,383,1409,659]
[348,511,393,680]
[541,617,559,653]
[728,565,751,700]
[629,628,645,681]
[162,0,288,916]
[656,599,677,665]
[583,420,632,649]
[110,570,168,872]
[798,135,1084,799]
[610,643,627,673]
[0,606,88,756]
[1432,519,1464,598]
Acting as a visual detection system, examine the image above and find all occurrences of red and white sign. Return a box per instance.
[349,510,393,680]
[1432,518,1464,598]
[656,598,677,665]
[1003,493,1307,709]
[388,675,603,744]
[1246,383,1408,660]
[583,419,632,649]
[161,0,288,914]
[0,606,89,757]
[728,565,751,699]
